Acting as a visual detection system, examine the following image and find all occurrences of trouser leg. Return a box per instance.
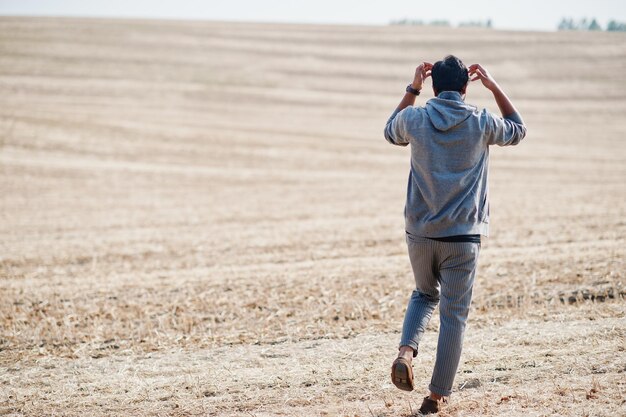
[428,241,480,397]
[399,234,440,354]
[399,290,439,354]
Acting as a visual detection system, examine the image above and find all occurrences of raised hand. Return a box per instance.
[469,64,520,117]
[468,64,498,91]
[412,62,433,90]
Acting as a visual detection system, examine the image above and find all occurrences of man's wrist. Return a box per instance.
[406,84,421,95]
[410,82,422,91]
[488,83,502,94]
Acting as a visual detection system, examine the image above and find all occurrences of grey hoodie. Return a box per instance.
[384,90,527,238]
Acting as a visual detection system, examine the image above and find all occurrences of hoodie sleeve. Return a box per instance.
[384,108,410,147]
[482,110,527,147]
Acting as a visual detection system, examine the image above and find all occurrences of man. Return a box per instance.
[384,55,527,415]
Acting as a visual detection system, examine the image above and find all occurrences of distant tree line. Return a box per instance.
[390,19,493,29]
[390,17,626,32]
[558,17,626,32]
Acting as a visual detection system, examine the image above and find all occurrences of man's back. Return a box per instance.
[384,90,526,239]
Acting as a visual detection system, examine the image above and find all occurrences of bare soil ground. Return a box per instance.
[0,17,625,416]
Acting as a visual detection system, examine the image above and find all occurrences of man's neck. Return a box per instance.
[437,91,465,101]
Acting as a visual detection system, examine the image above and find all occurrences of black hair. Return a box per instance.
[432,55,469,94]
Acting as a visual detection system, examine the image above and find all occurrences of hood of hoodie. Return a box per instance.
[425,91,476,132]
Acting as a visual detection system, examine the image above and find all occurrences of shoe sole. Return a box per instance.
[391,360,414,391]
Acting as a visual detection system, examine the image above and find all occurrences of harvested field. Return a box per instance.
[0,17,625,416]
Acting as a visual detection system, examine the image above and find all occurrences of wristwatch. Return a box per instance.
[406,84,421,95]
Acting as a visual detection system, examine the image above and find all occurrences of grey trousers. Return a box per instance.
[399,232,481,397]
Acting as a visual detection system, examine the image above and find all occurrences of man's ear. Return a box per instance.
[461,83,468,95]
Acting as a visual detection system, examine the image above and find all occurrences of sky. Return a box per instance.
[1,0,625,31]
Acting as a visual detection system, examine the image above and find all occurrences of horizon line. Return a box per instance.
[0,14,566,33]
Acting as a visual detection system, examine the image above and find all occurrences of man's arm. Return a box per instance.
[468,63,520,118]
[384,62,433,146]
[469,63,527,145]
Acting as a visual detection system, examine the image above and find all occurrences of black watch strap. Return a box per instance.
[406,84,421,95]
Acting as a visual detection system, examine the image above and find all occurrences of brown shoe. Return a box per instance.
[418,396,446,415]
[390,357,414,391]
